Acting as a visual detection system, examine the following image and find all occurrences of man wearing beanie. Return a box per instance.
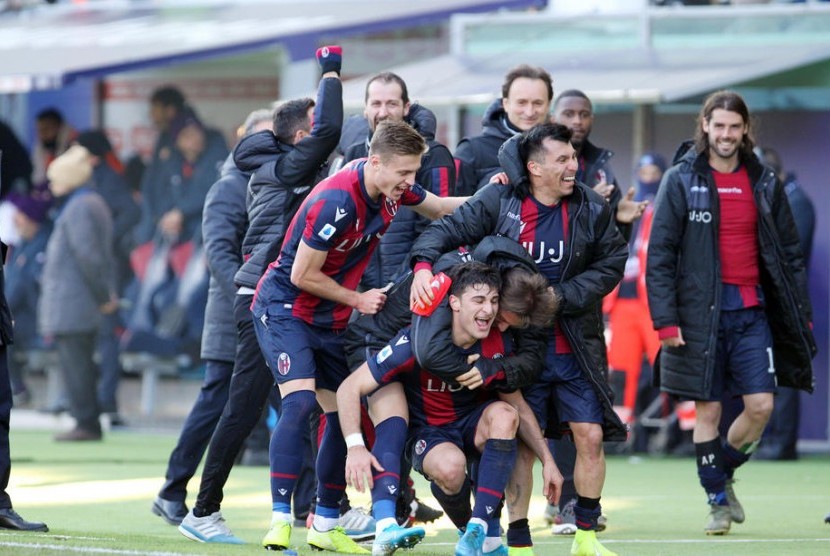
[40,145,118,441]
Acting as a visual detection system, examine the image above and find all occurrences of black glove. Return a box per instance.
[316,45,342,75]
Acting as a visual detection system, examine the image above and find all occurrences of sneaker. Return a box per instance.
[413,497,444,523]
[178,510,244,544]
[704,504,731,535]
[570,529,617,556]
[543,502,558,525]
[371,523,425,556]
[262,518,292,550]
[339,506,376,541]
[597,513,608,532]
[506,547,534,556]
[724,479,745,523]
[455,522,485,556]
[552,499,577,535]
[307,525,370,554]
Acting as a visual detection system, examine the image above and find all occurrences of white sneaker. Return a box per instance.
[340,507,376,541]
[178,510,244,544]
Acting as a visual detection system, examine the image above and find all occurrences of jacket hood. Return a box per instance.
[233,130,281,172]
[406,104,437,142]
[472,236,537,274]
[497,134,532,199]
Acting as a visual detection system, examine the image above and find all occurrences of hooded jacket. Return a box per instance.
[342,104,456,289]
[233,78,342,289]
[646,148,816,398]
[409,135,628,441]
[454,99,520,196]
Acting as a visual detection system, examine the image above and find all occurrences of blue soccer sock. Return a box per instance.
[574,496,601,531]
[315,412,348,521]
[431,478,472,530]
[696,438,727,505]
[270,390,318,513]
[722,438,752,479]
[472,439,516,522]
[370,417,407,523]
[507,518,532,548]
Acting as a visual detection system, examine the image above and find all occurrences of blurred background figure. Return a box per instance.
[754,146,815,461]
[0,120,33,196]
[1,190,52,406]
[32,107,76,187]
[40,145,117,442]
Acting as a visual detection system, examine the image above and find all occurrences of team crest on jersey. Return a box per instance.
[277,353,291,375]
[318,223,337,241]
[414,439,427,455]
[384,197,399,217]
[376,345,393,364]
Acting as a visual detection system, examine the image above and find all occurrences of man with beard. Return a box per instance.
[646,90,815,535]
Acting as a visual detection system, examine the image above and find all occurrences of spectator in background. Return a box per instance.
[754,146,816,461]
[135,107,228,246]
[152,108,274,527]
[75,130,141,425]
[32,107,76,186]
[2,191,52,406]
[0,241,49,532]
[0,120,33,195]
[40,145,117,442]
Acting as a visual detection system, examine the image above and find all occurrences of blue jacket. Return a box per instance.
[4,224,51,348]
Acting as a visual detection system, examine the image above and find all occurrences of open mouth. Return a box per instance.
[474,316,493,331]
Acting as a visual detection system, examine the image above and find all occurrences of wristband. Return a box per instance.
[345,433,365,449]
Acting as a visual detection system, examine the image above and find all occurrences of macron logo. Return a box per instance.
[395,335,410,346]
[335,207,348,222]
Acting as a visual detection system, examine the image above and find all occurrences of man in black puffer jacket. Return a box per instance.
[409,123,626,555]
[646,91,815,536]
[178,47,343,545]
[342,72,456,291]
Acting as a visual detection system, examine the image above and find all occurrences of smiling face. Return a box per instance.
[450,283,500,348]
[366,152,422,202]
[364,80,410,132]
[703,108,747,166]
[553,95,593,150]
[527,137,579,204]
[502,77,551,132]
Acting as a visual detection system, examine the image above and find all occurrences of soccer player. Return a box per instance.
[410,123,627,556]
[253,119,466,553]
[646,90,815,534]
[339,262,559,556]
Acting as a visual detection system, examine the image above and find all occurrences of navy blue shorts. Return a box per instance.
[522,349,603,429]
[408,401,493,480]
[707,308,776,401]
[252,308,350,392]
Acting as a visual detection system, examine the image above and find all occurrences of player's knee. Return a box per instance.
[487,402,519,437]
[745,396,774,423]
[427,455,467,493]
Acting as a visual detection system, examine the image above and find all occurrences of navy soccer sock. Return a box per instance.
[370,417,407,522]
[431,479,472,530]
[722,439,752,479]
[316,412,348,519]
[507,518,532,548]
[269,390,317,513]
[695,438,727,505]
[574,496,601,531]
[472,439,517,522]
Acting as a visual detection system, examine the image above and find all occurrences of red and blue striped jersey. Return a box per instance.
[253,159,426,329]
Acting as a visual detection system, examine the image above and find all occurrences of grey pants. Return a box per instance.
[55,332,101,433]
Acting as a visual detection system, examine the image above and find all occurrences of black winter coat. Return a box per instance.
[409,135,629,441]
[454,100,519,196]
[233,78,342,289]
[646,150,816,398]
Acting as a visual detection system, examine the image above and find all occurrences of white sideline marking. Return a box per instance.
[0,541,186,555]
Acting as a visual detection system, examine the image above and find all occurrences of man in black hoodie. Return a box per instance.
[454,65,553,196]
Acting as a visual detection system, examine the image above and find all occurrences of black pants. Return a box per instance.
[195,294,273,513]
[0,344,13,508]
[55,332,101,432]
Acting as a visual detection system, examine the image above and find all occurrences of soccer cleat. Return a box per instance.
[308,525,371,554]
[506,547,534,556]
[455,522,485,556]
[371,523,426,556]
[704,504,732,535]
[178,510,244,544]
[824,512,830,524]
[262,518,292,550]
[552,499,578,535]
[597,513,608,532]
[724,479,745,523]
[570,529,617,556]
[413,497,445,523]
[340,506,377,541]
